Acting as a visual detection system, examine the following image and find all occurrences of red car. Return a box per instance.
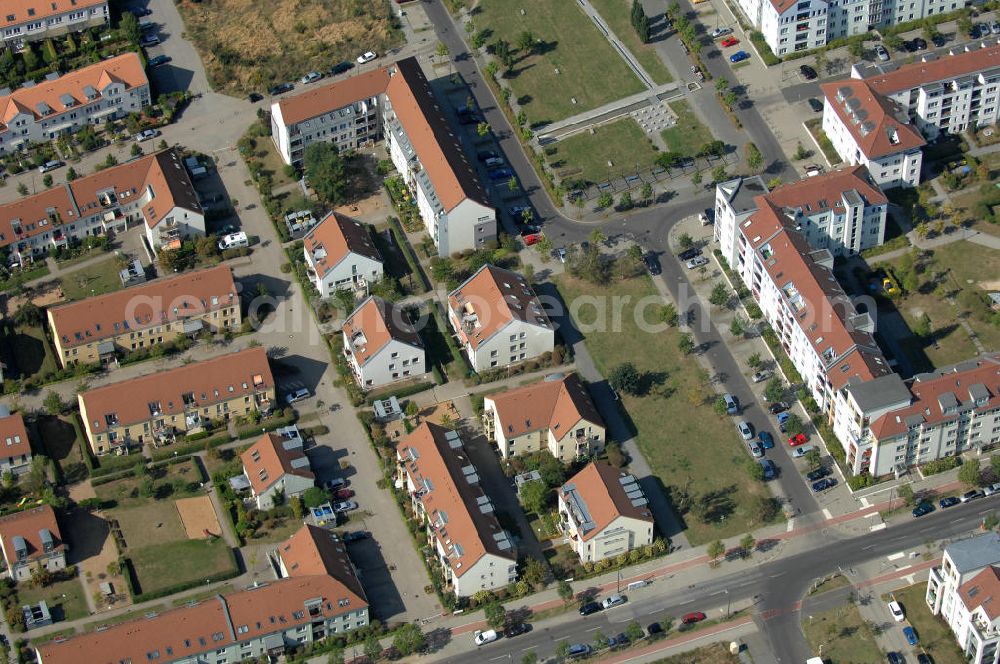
[682,612,706,624]
[788,433,809,447]
[720,36,740,47]
[334,488,355,499]
[523,233,542,246]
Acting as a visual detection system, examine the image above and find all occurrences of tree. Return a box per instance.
[43,391,64,416]
[66,166,78,181]
[303,142,346,206]
[746,458,765,482]
[767,176,783,190]
[592,629,608,649]
[42,174,53,188]
[764,377,785,403]
[609,362,641,395]
[641,182,653,203]
[484,600,507,630]
[848,40,864,58]
[678,233,693,250]
[103,153,118,169]
[715,78,730,94]
[692,171,702,185]
[492,39,514,70]
[393,623,426,656]
[660,303,678,327]
[17,183,28,196]
[14,301,42,327]
[290,495,304,520]
[477,121,490,137]
[436,41,449,58]
[709,283,730,306]
[923,21,941,42]
[678,333,695,355]
[746,142,763,173]
[898,483,916,507]
[120,12,141,45]
[517,30,535,53]
[707,539,725,561]
[597,192,613,209]
[805,449,822,470]
[714,396,728,417]
[555,641,571,661]
[618,191,633,210]
[625,620,644,642]
[712,165,727,184]
[535,235,553,261]
[519,479,549,514]
[558,579,574,604]
[522,653,539,664]
[914,313,932,338]
[784,413,804,436]
[729,317,745,337]
[363,635,382,661]
[302,486,330,508]
[327,648,345,664]
[958,16,974,37]
[589,229,606,245]
[523,557,547,588]
[884,34,904,51]
[985,513,1000,531]
[507,176,518,192]
[740,533,756,557]
[960,458,983,488]
[747,353,762,369]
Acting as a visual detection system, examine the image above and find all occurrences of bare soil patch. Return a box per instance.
[175,495,222,539]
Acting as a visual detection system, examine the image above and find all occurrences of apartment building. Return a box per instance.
[241,426,314,510]
[715,166,888,260]
[0,52,148,154]
[302,213,383,299]
[482,373,605,462]
[821,79,925,187]
[395,422,517,597]
[0,148,203,266]
[850,42,1000,140]
[558,462,654,564]
[77,347,275,455]
[448,264,554,372]
[736,0,964,58]
[1,0,108,50]
[36,524,368,664]
[0,505,65,582]
[270,67,388,167]
[0,409,33,476]
[927,533,1000,664]
[341,296,425,391]
[47,264,240,368]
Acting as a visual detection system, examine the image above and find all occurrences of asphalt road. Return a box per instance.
[440,496,1000,663]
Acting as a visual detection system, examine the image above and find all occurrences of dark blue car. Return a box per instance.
[811,477,836,492]
[939,496,960,508]
[488,168,514,182]
[912,501,935,517]
[903,626,918,646]
[760,459,777,481]
[730,50,750,63]
[758,431,774,449]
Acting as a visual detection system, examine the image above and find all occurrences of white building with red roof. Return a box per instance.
[0,505,65,582]
[341,295,425,391]
[0,408,33,476]
[240,426,314,510]
[821,79,925,188]
[0,52,148,154]
[0,0,108,50]
[302,212,383,298]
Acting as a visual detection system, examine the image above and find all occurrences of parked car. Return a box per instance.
[682,612,706,624]
[602,594,627,609]
[300,71,323,84]
[729,50,750,63]
[556,247,567,263]
[811,477,836,492]
[38,160,64,173]
[140,34,160,47]
[916,654,932,664]
[806,467,830,482]
[887,653,904,664]
[321,478,347,491]
[218,231,249,250]
[769,402,789,414]
[139,20,157,32]
[760,459,777,480]
[477,150,500,162]
[644,253,661,275]
[678,247,701,261]
[874,44,890,61]
[939,496,960,508]
[269,82,294,95]
[567,644,592,659]
[720,36,740,47]
[777,412,791,425]
[247,92,263,103]
[807,97,824,113]
[984,482,1000,496]
[910,37,927,50]
[903,626,918,646]
[788,433,808,447]
[751,370,770,383]
[521,232,542,246]
[285,387,311,404]
[887,600,905,622]
[912,501,935,517]
[992,20,1000,35]
[579,602,601,616]
[686,256,709,268]
[148,55,171,67]
[330,61,354,75]
[737,421,754,441]
[758,431,774,449]
[129,7,153,17]
[333,500,358,513]
[357,51,377,64]
[488,168,514,182]
[711,27,733,38]
[473,630,498,646]
[341,530,367,542]
[504,623,531,638]
[334,488,355,499]
[135,128,160,142]
[723,393,739,415]
[791,445,816,459]
[747,440,763,458]
[647,622,664,636]
[457,110,483,125]
[961,490,983,503]
[799,64,818,80]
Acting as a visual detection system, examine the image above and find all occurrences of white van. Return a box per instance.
[217,231,248,250]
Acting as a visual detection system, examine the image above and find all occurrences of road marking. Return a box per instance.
[787,518,795,532]
[897,564,912,572]
[904,574,915,585]
[770,572,785,579]
[979,508,994,515]
[490,656,508,661]
[870,522,887,532]
[586,626,600,632]
[822,508,833,520]
[863,512,879,518]
[887,552,905,561]
[862,544,877,550]
[860,496,871,508]
[521,647,537,652]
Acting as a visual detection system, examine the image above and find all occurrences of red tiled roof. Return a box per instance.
[767,165,887,214]
[487,373,603,439]
[959,565,1000,620]
[303,212,381,278]
[0,0,105,29]
[274,67,389,126]
[560,462,653,542]
[276,524,367,603]
[342,296,421,366]
[820,79,925,159]
[240,431,313,496]
[866,42,1000,95]
[0,505,63,566]
[0,412,31,462]
[448,265,552,350]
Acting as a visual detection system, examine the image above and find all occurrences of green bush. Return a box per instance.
[922,456,960,476]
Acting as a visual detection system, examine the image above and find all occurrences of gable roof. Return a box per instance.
[274,66,390,126]
[385,57,489,211]
[0,52,146,130]
[276,525,367,603]
[0,412,31,462]
[820,79,925,159]
[487,373,603,439]
[48,265,237,349]
[559,462,653,542]
[0,0,106,29]
[78,347,273,433]
[396,423,515,577]
[865,42,1000,95]
[0,505,63,565]
[342,296,422,366]
[766,165,887,215]
[959,565,1000,621]
[448,264,552,349]
[303,212,381,278]
[240,431,313,495]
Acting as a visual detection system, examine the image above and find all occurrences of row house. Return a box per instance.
[0,148,204,266]
[47,264,240,368]
[715,166,888,260]
[447,264,554,373]
[482,373,606,462]
[395,423,517,597]
[77,347,275,455]
[0,408,33,476]
[302,212,383,299]
[0,505,65,582]
[1,0,108,50]
[341,295,426,391]
[37,524,368,664]
[558,462,655,564]
[0,52,148,154]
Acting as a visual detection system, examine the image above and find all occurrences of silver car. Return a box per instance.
[747,440,763,458]
[737,421,754,441]
[686,256,708,269]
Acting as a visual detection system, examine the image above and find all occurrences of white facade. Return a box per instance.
[304,243,383,299]
[270,90,382,167]
[559,509,655,564]
[342,329,425,391]
[145,204,206,253]
[449,309,554,373]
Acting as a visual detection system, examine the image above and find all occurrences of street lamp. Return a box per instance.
[725,589,731,618]
[617,569,623,594]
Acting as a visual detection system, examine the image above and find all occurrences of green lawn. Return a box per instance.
[661,100,715,157]
[801,602,883,664]
[554,275,778,544]
[59,256,123,301]
[586,0,672,85]
[651,642,739,663]
[18,575,90,622]
[476,0,645,125]
[546,118,660,185]
[129,538,237,596]
[892,583,966,664]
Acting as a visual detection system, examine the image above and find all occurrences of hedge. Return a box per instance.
[922,456,961,476]
[89,453,145,478]
[387,217,430,293]
[149,432,232,462]
[235,411,296,440]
